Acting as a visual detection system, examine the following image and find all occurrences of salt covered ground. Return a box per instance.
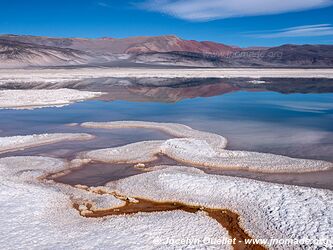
[81,121,333,173]
[2,155,330,249]
[107,166,333,249]
[0,156,232,250]
[0,89,103,109]
[0,133,94,154]
[1,68,333,85]
[1,121,332,249]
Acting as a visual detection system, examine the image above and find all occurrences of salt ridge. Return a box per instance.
[0,156,232,249]
[0,88,104,109]
[81,121,333,173]
[0,133,94,154]
[107,166,333,249]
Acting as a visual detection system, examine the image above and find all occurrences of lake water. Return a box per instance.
[1,78,332,188]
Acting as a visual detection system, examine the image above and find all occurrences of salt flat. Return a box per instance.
[81,121,333,173]
[1,155,332,249]
[0,89,103,109]
[0,133,94,154]
[0,123,332,249]
[108,166,333,249]
[1,68,333,85]
[0,156,232,250]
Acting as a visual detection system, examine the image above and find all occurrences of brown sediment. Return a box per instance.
[73,191,265,250]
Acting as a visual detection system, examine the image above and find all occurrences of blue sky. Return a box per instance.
[1,0,333,46]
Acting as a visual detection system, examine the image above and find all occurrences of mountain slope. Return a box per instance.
[0,34,332,68]
[0,39,92,68]
[123,35,239,55]
[0,34,238,55]
[131,51,226,67]
[132,46,333,67]
[261,44,333,66]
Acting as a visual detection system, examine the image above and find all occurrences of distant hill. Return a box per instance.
[131,45,333,67]
[0,39,93,68]
[260,44,333,67]
[0,34,238,55]
[0,34,332,68]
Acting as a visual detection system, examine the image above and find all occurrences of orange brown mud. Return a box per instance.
[50,153,330,249]
[73,191,265,250]
[50,155,267,249]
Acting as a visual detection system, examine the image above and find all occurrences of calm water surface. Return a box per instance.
[1,90,332,161]
[1,79,333,189]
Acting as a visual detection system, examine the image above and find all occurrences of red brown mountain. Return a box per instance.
[0,34,332,68]
[0,34,239,55]
[122,35,239,55]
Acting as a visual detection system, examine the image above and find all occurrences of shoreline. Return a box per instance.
[0,89,104,109]
[80,121,333,173]
[1,68,333,85]
[55,155,333,190]
[1,122,332,189]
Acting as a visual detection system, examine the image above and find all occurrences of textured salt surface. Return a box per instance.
[0,133,94,154]
[106,166,333,249]
[1,68,333,85]
[0,88,103,109]
[1,121,332,249]
[0,156,232,250]
[82,121,228,150]
[0,156,124,209]
[81,121,333,173]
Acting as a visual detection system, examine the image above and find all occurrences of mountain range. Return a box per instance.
[0,34,332,68]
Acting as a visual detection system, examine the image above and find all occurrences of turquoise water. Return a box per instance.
[1,90,332,161]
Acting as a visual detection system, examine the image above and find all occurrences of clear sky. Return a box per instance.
[1,0,333,47]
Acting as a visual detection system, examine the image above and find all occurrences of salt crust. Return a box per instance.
[0,88,103,109]
[1,68,333,85]
[1,121,332,249]
[0,133,94,154]
[82,121,228,150]
[106,166,333,250]
[81,121,333,173]
[0,156,232,250]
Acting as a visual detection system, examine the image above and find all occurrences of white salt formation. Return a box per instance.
[82,121,228,150]
[0,133,94,154]
[1,121,332,249]
[1,68,333,85]
[83,140,165,163]
[0,88,103,109]
[107,166,333,250]
[0,156,125,213]
[81,121,333,173]
[0,156,232,250]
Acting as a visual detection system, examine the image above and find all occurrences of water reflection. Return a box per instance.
[0,78,332,161]
[1,77,333,103]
